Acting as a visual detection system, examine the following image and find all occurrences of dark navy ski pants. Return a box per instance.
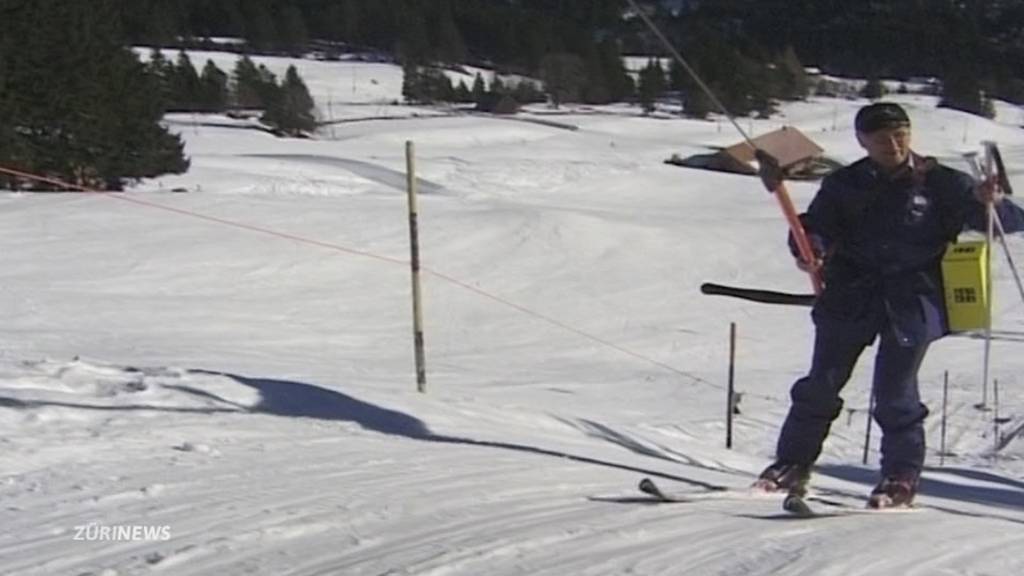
[776,317,930,477]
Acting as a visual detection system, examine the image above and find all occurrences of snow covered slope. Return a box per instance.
[1,54,1023,576]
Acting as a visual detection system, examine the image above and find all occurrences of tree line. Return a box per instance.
[147,50,316,135]
[647,0,1018,116]
[5,0,1019,188]
[122,0,1012,118]
[1,0,188,190]
[0,1,317,191]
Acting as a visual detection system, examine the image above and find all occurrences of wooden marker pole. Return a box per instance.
[406,141,427,393]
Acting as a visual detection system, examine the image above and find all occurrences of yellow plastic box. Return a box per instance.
[941,241,989,332]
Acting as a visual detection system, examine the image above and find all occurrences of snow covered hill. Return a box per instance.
[1,52,1023,576]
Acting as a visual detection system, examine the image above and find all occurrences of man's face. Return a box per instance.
[857,125,911,170]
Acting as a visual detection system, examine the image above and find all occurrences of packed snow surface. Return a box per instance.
[2,53,1023,575]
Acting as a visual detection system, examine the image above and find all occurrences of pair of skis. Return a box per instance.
[637,477,917,518]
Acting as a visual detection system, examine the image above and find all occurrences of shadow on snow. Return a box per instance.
[4,369,1022,515]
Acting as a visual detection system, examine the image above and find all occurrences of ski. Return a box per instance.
[638,477,845,508]
[700,282,816,307]
[638,477,922,518]
[637,477,779,503]
[782,490,921,517]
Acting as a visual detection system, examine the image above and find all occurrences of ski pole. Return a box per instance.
[965,147,1024,307]
[965,147,998,409]
[990,209,1024,308]
[981,200,994,409]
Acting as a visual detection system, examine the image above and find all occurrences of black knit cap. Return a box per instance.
[855,102,910,133]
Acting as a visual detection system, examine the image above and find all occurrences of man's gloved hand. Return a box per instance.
[789,232,827,272]
[755,148,784,191]
[974,176,1006,205]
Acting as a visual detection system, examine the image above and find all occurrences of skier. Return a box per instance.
[754,102,1024,508]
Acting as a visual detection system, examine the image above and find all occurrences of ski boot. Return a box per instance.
[867,471,919,509]
[752,460,810,494]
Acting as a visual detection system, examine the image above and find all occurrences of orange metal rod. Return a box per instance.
[773,182,824,295]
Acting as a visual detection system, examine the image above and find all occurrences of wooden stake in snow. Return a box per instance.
[993,378,1001,460]
[862,389,875,465]
[406,141,427,393]
[727,322,736,449]
[940,371,949,466]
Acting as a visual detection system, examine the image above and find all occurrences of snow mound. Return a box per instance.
[0,358,260,426]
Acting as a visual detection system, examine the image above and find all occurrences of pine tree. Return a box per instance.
[397,5,431,65]
[512,81,545,104]
[862,75,886,100]
[471,73,487,105]
[490,75,506,95]
[638,59,667,114]
[598,40,634,102]
[198,60,230,112]
[87,52,189,187]
[581,45,611,104]
[426,68,456,103]
[455,80,473,104]
[262,65,316,135]
[940,67,995,118]
[279,5,309,56]
[145,47,174,108]
[169,51,202,112]
[434,0,467,65]
[669,58,713,119]
[541,53,586,108]
[243,1,277,51]
[138,0,180,46]
[402,61,424,102]
[745,57,778,118]
[684,87,716,119]
[232,56,264,109]
[0,0,187,189]
[256,64,281,107]
[777,46,809,101]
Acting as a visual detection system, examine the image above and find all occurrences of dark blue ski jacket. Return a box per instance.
[798,155,1024,345]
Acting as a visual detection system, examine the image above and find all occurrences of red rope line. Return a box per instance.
[425,268,709,385]
[0,164,711,386]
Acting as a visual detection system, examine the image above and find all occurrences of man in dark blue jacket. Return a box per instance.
[754,102,1024,508]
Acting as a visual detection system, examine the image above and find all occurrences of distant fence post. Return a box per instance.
[994,379,1001,460]
[726,322,736,449]
[406,141,427,393]
[940,371,949,466]
[862,389,875,465]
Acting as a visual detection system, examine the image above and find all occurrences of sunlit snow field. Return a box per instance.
[1,52,1023,575]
